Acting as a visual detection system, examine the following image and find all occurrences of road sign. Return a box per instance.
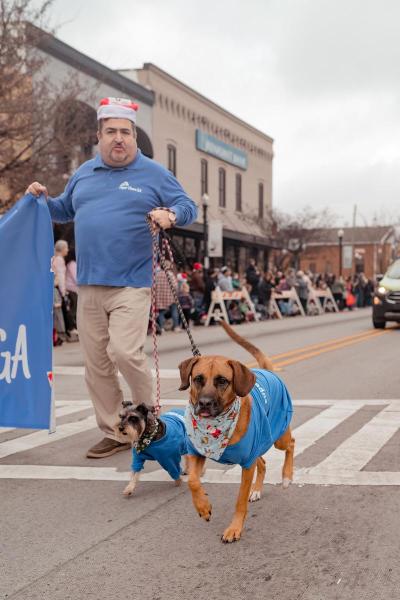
[208,220,223,257]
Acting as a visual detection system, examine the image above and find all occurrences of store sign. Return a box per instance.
[343,245,353,269]
[209,220,223,257]
[196,129,248,170]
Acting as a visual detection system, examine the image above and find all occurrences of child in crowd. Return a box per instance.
[177,282,194,326]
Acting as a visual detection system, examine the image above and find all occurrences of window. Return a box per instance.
[201,159,208,195]
[258,182,264,219]
[235,173,242,212]
[167,144,176,176]
[218,167,226,208]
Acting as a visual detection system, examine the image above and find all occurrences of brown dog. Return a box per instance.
[179,319,295,543]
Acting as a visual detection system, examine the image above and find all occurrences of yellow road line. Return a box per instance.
[273,330,387,368]
[246,328,391,370]
[271,329,380,361]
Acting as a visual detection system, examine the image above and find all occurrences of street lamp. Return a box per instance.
[201,193,210,269]
[337,229,344,277]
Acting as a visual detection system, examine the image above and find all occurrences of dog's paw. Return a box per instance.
[174,478,182,487]
[249,489,261,503]
[282,477,292,489]
[195,498,212,521]
[123,485,136,496]
[221,524,242,543]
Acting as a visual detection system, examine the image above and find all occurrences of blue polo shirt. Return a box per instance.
[187,370,293,469]
[47,151,197,288]
[131,410,188,481]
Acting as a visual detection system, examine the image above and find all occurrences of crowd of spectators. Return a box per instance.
[151,259,377,332]
[51,242,377,343]
[52,240,79,346]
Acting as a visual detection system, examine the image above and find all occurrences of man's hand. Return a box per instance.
[25,182,48,198]
[149,208,176,230]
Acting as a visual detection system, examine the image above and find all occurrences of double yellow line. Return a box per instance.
[247,328,391,370]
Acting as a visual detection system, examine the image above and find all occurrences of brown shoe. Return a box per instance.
[86,438,131,458]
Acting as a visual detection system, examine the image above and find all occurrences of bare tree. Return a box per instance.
[0,0,97,213]
[242,204,336,269]
[271,205,336,245]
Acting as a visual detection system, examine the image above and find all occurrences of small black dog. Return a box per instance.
[117,401,188,496]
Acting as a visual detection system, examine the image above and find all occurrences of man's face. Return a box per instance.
[97,118,137,167]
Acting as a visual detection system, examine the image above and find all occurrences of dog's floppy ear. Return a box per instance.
[135,403,150,417]
[178,357,200,390]
[122,400,134,408]
[228,360,256,397]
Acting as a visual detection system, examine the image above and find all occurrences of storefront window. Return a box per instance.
[167,144,177,176]
[218,167,226,207]
[258,182,264,219]
[235,173,242,212]
[201,159,208,195]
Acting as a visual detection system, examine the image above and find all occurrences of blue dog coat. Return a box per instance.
[187,370,293,469]
[131,409,188,480]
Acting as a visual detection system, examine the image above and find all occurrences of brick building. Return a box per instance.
[299,226,400,279]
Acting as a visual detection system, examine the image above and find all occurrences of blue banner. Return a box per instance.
[0,194,54,429]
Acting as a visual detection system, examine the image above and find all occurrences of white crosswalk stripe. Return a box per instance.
[226,402,363,480]
[0,399,399,485]
[308,402,400,476]
[0,402,93,436]
[53,366,180,379]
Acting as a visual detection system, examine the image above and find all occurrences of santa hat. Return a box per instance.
[97,97,139,124]
[193,262,203,271]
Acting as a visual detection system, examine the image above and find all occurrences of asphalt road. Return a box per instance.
[1,308,400,600]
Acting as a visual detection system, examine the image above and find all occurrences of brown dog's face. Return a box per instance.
[116,402,151,443]
[179,356,256,417]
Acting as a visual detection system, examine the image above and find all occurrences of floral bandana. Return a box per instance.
[185,397,241,460]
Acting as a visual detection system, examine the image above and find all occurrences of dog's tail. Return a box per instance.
[218,318,274,371]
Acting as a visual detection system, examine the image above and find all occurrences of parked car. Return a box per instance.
[372,259,400,328]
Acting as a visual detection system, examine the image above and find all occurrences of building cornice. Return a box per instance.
[141,63,273,144]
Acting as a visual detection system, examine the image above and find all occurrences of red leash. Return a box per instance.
[147,212,201,415]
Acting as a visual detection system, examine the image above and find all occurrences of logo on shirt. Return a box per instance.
[255,382,268,407]
[119,181,142,193]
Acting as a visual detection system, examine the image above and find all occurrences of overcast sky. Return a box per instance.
[43,0,400,226]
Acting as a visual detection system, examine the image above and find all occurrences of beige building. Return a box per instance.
[121,64,274,272]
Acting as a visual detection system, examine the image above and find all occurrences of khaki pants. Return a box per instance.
[77,285,153,442]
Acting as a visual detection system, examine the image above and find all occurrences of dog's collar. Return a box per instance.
[134,419,159,453]
[185,397,241,461]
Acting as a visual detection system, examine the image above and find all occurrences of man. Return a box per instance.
[245,258,260,289]
[217,266,233,292]
[257,270,275,319]
[189,262,205,322]
[295,270,310,313]
[26,97,197,458]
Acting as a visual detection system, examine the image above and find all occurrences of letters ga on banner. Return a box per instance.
[0,194,54,429]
